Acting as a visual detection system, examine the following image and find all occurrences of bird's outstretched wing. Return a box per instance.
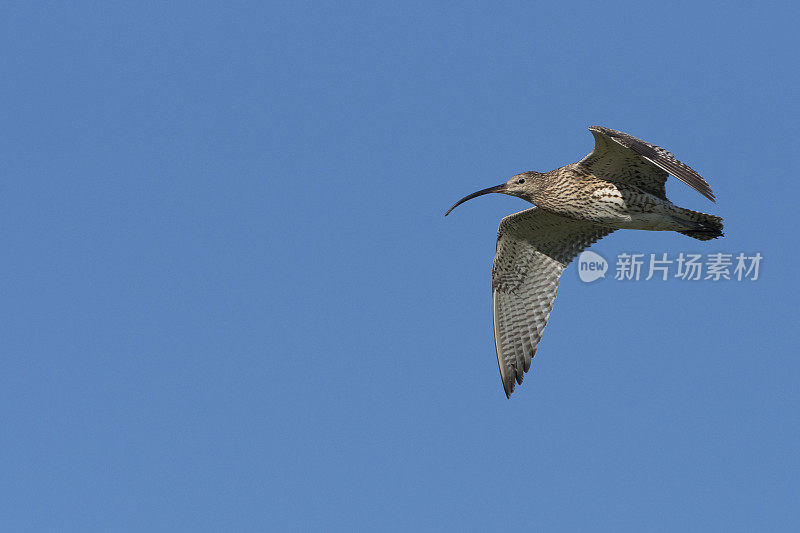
[578,126,716,202]
[493,208,613,397]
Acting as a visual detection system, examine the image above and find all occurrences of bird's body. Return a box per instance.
[524,164,720,236]
[446,126,724,397]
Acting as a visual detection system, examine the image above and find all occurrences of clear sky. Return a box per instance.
[1,1,798,531]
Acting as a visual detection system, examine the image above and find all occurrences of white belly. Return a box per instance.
[587,186,686,231]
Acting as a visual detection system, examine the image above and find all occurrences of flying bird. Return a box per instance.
[445,126,723,397]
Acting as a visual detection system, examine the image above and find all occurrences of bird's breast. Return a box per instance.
[534,176,624,222]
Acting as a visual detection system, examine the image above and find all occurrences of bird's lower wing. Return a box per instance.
[492,208,614,397]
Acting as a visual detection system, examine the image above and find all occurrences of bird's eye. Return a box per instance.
[517,178,525,184]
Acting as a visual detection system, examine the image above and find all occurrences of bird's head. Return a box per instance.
[444,171,542,216]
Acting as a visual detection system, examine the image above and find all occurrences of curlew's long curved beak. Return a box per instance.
[445,183,507,216]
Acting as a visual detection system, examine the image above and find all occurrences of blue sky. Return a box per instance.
[1,1,798,530]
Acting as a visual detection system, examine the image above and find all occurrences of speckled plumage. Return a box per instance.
[446,126,724,397]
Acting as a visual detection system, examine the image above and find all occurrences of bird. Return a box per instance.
[445,126,723,397]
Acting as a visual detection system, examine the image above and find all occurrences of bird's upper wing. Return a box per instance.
[578,126,716,202]
[492,207,614,397]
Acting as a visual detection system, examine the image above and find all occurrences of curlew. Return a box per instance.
[446,126,723,397]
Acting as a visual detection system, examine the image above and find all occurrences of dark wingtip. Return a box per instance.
[502,379,513,399]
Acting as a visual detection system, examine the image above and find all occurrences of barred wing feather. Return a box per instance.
[492,208,614,396]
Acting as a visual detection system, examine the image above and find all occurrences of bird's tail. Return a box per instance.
[673,207,724,241]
